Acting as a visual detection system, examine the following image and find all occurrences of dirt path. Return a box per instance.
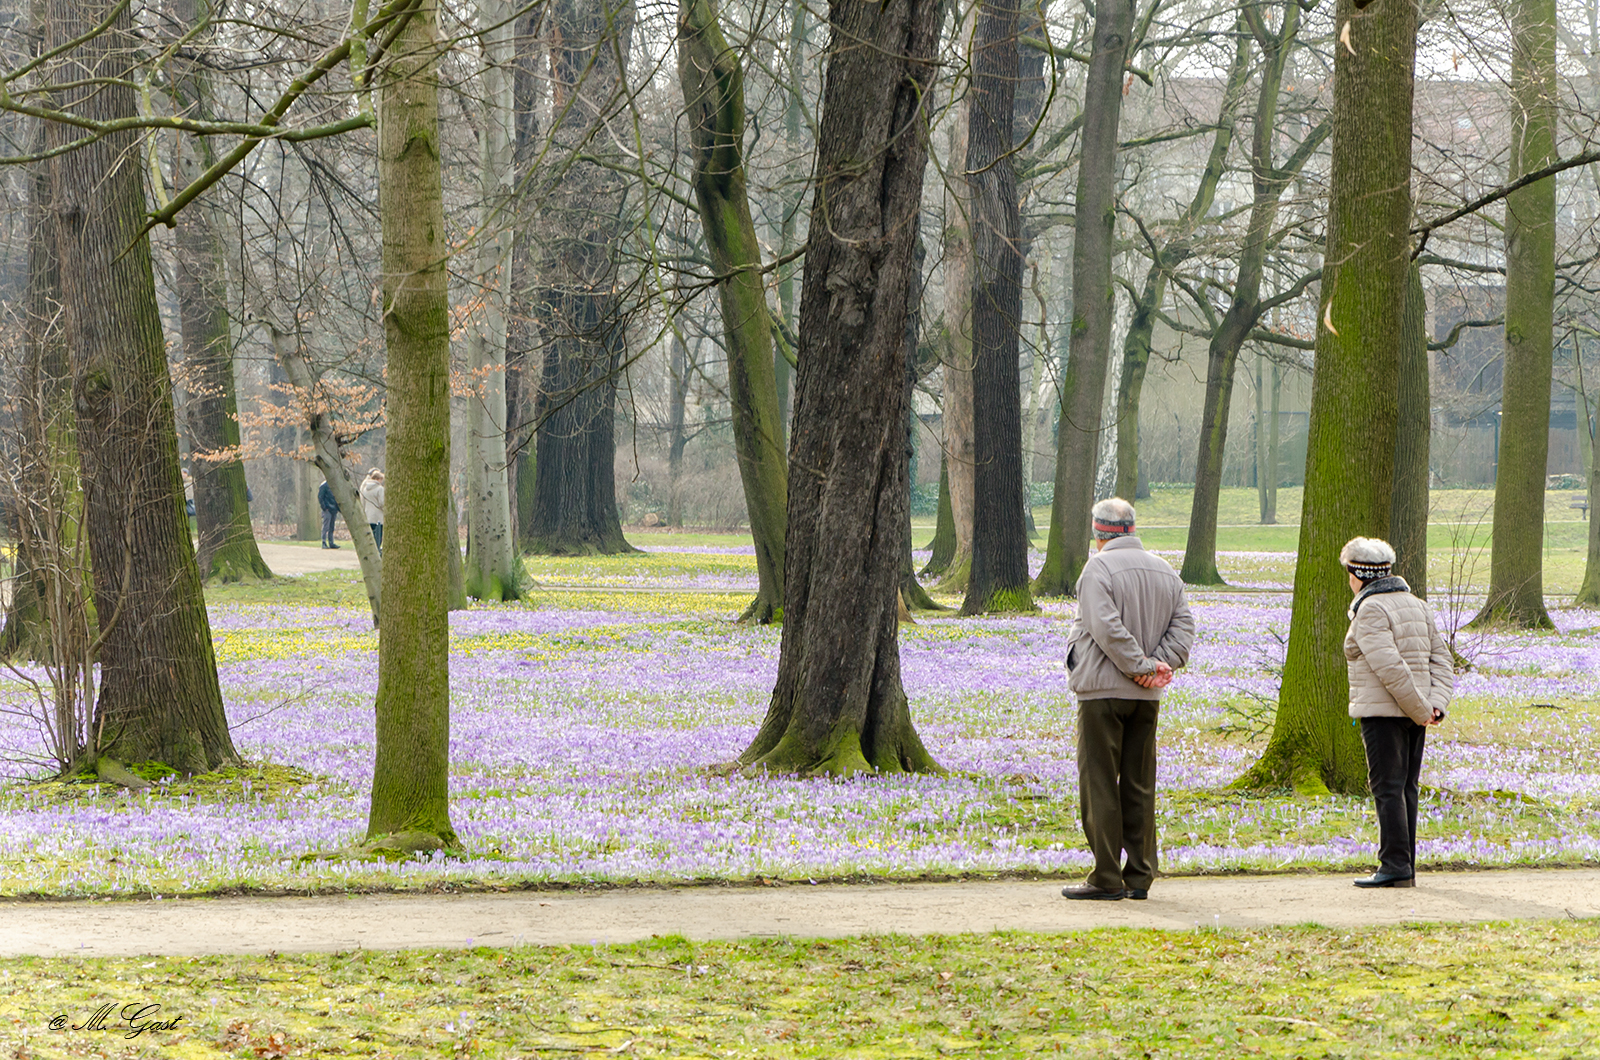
[2,870,1594,958]
[258,541,362,575]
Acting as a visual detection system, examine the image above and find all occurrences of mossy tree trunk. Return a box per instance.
[171,0,272,586]
[679,0,788,623]
[1390,263,1430,596]
[960,0,1032,616]
[1114,28,1249,501]
[1034,0,1134,597]
[527,0,638,558]
[1470,0,1556,631]
[1236,0,1414,796]
[738,0,940,776]
[1181,1,1305,587]
[48,0,235,775]
[366,0,457,848]
[464,0,521,602]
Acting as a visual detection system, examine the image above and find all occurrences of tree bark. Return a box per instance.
[1035,0,1135,597]
[366,0,457,848]
[1390,262,1429,595]
[738,0,941,776]
[1181,2,1302,586]
[463,0,521,602]
[1236,0,1415,796]
[679,0,789,623]
[527,0,638,557]
[1470,0,1556,630]
[47,0,235,774]
[171,0,272,586]
[960,0,1032,616]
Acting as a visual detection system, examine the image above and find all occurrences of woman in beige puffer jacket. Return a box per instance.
[1341,536,1453,890]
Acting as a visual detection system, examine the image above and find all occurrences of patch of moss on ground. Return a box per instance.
[1,920,1595,1057]
[11,760,330,808]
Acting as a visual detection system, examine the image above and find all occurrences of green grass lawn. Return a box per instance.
[3,922,1595,1058]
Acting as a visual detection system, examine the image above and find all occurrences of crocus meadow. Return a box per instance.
[1,548,1595,897]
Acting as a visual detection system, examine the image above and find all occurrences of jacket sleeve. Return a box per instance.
[1426,617,1455,718]
[1152,585,1195,669]
[1078,564,1156,677]
[1353,606,1433,724]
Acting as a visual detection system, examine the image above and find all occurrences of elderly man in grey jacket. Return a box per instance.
[1062,498,1195,901]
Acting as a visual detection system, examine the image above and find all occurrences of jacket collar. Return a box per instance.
[1349,575,1410,619]
[1098,535,1144,553]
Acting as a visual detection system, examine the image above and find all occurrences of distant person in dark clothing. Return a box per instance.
[317,480,341,549]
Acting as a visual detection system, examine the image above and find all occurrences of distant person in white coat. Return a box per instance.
[360,469,386,552]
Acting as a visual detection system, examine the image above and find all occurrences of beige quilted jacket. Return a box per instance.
[1343,580,1454,724]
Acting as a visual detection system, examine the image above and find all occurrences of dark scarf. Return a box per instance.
[1348,575,1410,619]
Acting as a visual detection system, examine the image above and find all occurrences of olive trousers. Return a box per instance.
[1077,697,1159,892]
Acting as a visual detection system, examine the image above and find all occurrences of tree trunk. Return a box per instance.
[1576,370,1600,605]
[1390,263,1429,596]
[960,0,1031,616]
[934,14,976,591]
[273,330,384,624]
[902,234,944,613]
[1114,29,1248,501]
[47,0,235,775]
[527,0,638,557]
[1181,2,1301,586]
[773,0,809,446]
[738,0,941,776]
[295,457,320,540]
[464,0,521,602]
[921,454,956,575]
[1034,0,1134,597]
[171,0,272,585]
[679,0,789,623]
[366,0,457,848]
[508,5,543,556]
[1,70,76,664]
[1236,0,1415,796]
[1470,0,1556,630]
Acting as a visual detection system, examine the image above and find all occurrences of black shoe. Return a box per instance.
[1062,883,1124,901]
[1125,887,1149,900]
[329,543,341,549]
[1353,871,1415,889]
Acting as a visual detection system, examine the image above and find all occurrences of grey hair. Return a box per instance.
[1339,537,1396,568]
[1091,497,1137,540]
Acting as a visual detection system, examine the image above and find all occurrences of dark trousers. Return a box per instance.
[1360,716,1428,878]
[321,507,337,547]
[1077,698,1159,891]
[370,522,384,551]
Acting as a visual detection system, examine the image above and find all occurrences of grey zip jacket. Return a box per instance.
[1066,536,1195,701]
